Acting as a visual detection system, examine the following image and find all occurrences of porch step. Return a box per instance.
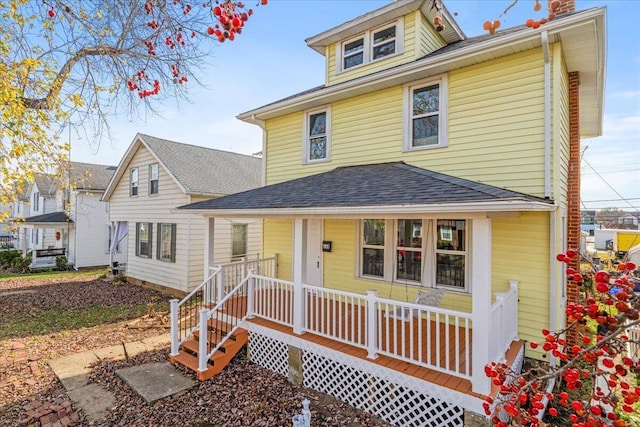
[169,321,248,381]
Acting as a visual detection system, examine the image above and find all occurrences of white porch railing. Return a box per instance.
[489,280,519,363]
[209,254,277,300]
[171,267,520,382]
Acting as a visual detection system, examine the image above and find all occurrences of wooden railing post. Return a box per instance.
[272,253,278,277]
[366,290,379,360]
[247,269,256,319]
[217,267,226,307]
[198,308,209,372]
[169,299,179,356]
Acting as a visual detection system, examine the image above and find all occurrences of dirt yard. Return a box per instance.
[0,272,391,427]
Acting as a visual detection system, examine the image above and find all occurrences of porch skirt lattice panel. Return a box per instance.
[246,331,289,377]
[302,350,463,427]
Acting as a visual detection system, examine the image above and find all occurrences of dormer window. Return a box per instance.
[372,26,396,59]
[343,38,364,69]
[338,21,402,73]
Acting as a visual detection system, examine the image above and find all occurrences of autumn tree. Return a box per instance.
[0,0,265,219]
[485,252,640,426]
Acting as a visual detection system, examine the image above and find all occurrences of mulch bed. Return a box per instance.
[0,274,391,427]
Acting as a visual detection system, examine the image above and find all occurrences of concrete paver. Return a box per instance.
[48,333,188,423]
[116,362,195,403]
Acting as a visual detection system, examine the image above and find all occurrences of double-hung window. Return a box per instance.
[303,107,331,163]
[339,21,402,72]
[343,38,364,70]
[156,223,176,262]
[135,222,152,258]
[231,224,248,259]
[149,164,159,195]
[404,76,448,150]
[359,218,468,291]
[130,168,139,197]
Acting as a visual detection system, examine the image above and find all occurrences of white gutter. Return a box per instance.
[542,31,551,199]
[177,200,557,218]
[237,8,605,122]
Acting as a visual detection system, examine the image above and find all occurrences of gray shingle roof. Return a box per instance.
[33,173,58,196]
[23,211,72,223]
[138,134,262,196]
[68,162,116,191]
[179,162,550,211]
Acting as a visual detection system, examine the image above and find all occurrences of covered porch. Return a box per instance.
[19,211,73,268]
[174,162,553,420]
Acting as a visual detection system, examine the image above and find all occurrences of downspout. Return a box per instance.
[542,31,551,199]
[542,31,557,367]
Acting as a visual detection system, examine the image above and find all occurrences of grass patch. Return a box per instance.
[0,268,107,281]
[0,301,169,340]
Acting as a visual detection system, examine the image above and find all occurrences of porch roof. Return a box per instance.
[178,162,554,217]
[22,211,73,226]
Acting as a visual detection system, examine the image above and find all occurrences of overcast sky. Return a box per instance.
[70,1,640,211]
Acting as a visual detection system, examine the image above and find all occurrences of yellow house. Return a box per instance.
[173,1,606,424]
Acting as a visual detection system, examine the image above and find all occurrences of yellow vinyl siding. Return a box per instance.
[327,14,418,87]
[263,219,292,281]
[266,49,547,197]
[553,43,570,206]
[492,212,550,355]
[417,13,446,57]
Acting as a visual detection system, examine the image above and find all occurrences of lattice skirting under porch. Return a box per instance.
[246,329,467,427]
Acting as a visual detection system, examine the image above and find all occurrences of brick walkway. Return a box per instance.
[0,340,82,427]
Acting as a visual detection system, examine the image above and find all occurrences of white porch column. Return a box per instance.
[471,218,492,395]
[203,218,215,281]
[292,218,305,335]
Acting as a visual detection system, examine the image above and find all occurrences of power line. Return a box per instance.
[582,158,637,211]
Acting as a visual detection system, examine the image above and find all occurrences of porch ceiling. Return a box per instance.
[178,162,555,218]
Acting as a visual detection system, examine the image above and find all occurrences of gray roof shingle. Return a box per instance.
[138,134,262,196]
[23,211,72,223]
[179,162,550,211]
[67,162,116,191]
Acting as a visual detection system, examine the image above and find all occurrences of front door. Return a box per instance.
[304,219,323,287]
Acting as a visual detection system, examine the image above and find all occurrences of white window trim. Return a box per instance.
[336,19,404,74]
[403,74,448,152]
[356,218,470,293]
[302,106,331,164]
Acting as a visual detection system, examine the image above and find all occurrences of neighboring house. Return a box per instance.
[15,162,117,269]
[102,134,262,296]
[175,0,605,424]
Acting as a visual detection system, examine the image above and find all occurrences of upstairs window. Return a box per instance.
[130,168,139,197]
[343,38,364,70]
[32,192,40,212]
[303,107,331,163]
[339,21,402,72]
[404,76,448,151]
[372,26,396,59]
[149,163,159,195]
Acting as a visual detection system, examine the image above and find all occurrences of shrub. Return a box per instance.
[0,249,21,268]
[55,255,68,270]
[11,252,32,273]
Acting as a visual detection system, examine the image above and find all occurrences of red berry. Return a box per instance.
[48,9,55,17]
[207,27,214,35]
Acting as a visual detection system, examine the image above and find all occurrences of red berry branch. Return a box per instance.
[484,250,640,426]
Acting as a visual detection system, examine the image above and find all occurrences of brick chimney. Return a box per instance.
[549,0,576,15]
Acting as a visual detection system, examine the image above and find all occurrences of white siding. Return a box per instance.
[71,191,111,268]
